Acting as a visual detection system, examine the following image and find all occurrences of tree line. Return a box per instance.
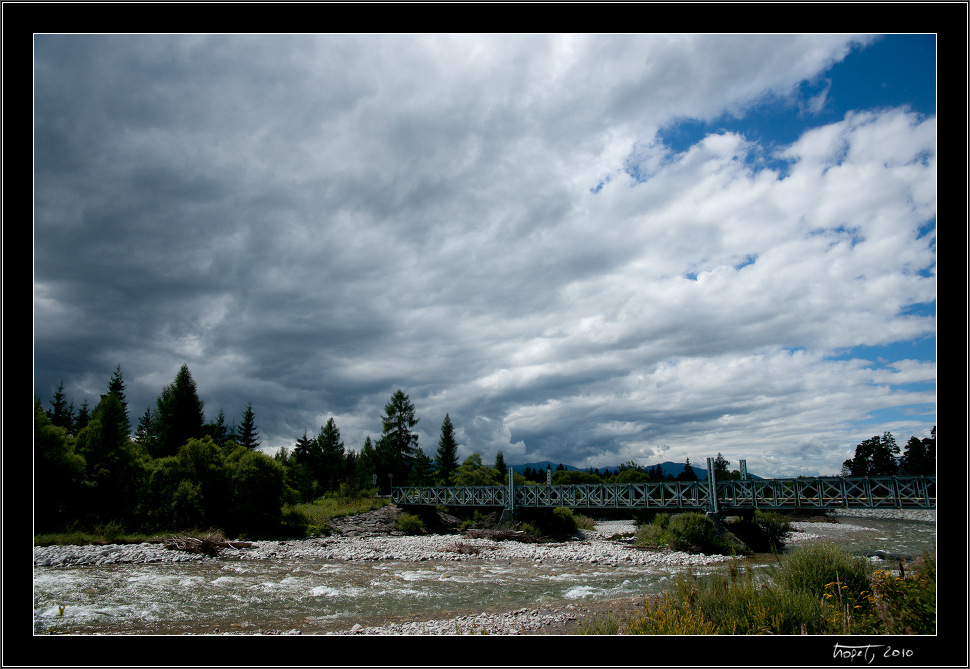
[840,429,936,477]
[35,364,466,537]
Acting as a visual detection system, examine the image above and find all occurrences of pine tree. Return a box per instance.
[358,436,377,490]
[204,408,230,447]
[107,364,131,436]
[433,414,460,485]
[712,453,731,480]
[376,390,420,491]
[291,429,323,500]
[47,380,74,432]
[678,458,698,481]
[134,407,153,444]
[74,397,91,435]
[900,427,936,475]
[236,402,260,450]
[75,393,142,524]
[871,432,899,476]
[317,417,345,491]
[842,435,895,476]
[151,364,205,458]
[410,449,436,486]
[494,450,507,478]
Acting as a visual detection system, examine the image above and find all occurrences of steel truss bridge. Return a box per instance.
[390,459,936,515]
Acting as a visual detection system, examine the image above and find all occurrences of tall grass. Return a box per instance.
[586,542,936,636]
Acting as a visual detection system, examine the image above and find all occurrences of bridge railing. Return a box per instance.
[390,475,936,512]
[514,481,713,510]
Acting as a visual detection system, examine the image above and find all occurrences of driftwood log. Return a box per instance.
[163,535,253,557]
[463,528,540,543]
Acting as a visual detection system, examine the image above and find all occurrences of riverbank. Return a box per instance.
[32,518,727,570]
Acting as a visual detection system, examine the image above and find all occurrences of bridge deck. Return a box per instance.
[391,475,936,512]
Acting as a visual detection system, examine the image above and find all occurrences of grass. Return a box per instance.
[581,542,936,635]
[286,492,390,535]
[34,520,174,546]
[578,612,622,635]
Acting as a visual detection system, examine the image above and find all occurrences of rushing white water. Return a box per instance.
[33,555,708,635]
[33,514,936,635]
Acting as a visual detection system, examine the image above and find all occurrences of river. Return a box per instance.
[32,512,936,635]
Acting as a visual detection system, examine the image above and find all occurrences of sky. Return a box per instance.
[33,34,937,478]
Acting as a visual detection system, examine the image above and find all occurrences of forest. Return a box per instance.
[34,363,936,539]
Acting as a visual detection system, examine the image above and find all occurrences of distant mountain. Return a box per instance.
[510,460,582,474]
[510,460,762,480]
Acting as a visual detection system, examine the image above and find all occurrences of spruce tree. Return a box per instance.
[900,427,936,475]
[236,402,260,450]
[75,393,142,524]
[134,407,153,444]
[74,397,91,435]
[151,364,205,458]
[377,390,420,491]
[494,450,507,477]
[204,408,230,447]
[358,436,377,490]
[107,364,131,436]
[434,414,460,485]
[410,449,436,486]
[871,432,899,476]
[317,417,345,491]
[678,458,698,481]
[47,381,74,432]
[290,430,322,500]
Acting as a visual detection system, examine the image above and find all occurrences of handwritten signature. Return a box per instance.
[833,644,915,664]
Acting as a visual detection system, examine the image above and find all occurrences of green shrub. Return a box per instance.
[634,512,747,556]
[395,512,425,535]
[550,507,580,536]
[514,507,581,539]
[667,512,721,553]
[634,522,667,547]
[280,507,311,537]
[725,510,792,552]
[754,510,791,550]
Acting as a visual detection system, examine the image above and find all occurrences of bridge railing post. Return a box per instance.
[507,467,515,511]
[706,457,718,515]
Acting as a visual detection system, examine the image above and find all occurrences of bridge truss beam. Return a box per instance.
[391,474,936,514]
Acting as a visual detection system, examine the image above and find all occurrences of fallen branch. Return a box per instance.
[163,535,253,557]
[464,528,539,543]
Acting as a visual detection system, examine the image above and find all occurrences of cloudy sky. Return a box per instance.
[33,34,936,478]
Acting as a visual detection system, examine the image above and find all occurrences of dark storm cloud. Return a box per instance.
[34,35,935,477]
